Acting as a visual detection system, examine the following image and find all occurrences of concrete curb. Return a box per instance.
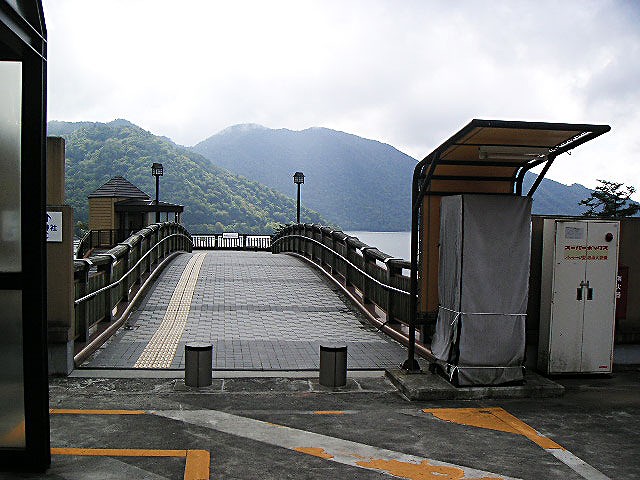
[385,367,564,400]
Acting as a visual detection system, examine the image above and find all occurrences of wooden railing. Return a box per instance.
[76,228,138,259]
[73,222,192,344]
[271,224,412,326]
[191,234,271,250]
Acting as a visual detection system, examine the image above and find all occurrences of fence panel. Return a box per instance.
[73,222,192,341]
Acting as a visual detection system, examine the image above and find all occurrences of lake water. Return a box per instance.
[345,231,411,261]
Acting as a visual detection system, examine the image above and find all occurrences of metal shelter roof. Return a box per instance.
[417,119,611,198]
[401,118,612,372]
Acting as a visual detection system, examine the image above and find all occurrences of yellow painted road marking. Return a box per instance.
[355,458,504,480]
[51,447,187,457]
[423,407,610,480]
[51,448,210,480]
[313,410,345,415]
[489,408,564,450]
[135,252,207,369]
[422,407,563,449]
[294,447,335,459]
[154,409,519,479]
[185,450,211,480]
[50,409,146,415]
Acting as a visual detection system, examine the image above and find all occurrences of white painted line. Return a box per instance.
[546,449,611,480]
[134,253,207,369]
[152,409,520,479]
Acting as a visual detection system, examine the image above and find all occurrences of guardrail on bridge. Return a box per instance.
[191,233,271,250]
[271,224,412,327]
[73,222,192,349]
[76,228,138,259]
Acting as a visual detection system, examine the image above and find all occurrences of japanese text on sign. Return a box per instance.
[564,244,608,261]
[46,211,63,242]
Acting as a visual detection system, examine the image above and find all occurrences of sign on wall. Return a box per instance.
[46,212,62,242]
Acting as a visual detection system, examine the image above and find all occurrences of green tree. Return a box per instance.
[579,179,640,218]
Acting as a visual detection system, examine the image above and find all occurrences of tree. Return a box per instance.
[579,179,640,218]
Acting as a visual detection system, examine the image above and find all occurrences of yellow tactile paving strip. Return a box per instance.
[134,253,207,369]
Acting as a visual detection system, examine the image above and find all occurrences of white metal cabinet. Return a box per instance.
[538,219,619,374]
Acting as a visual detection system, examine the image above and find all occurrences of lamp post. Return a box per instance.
[293,171,305,223]
[152,162,164,223]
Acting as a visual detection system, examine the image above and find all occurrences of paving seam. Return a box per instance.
[134,252,207,369]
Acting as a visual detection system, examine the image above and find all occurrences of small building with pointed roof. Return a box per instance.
[88,176,183,234]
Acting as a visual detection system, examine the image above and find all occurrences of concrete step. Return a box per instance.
[385,367,564,400]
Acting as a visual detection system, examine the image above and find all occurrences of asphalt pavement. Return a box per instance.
[2,368,638,480]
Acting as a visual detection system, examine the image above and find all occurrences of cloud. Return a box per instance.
[43,0,640,194]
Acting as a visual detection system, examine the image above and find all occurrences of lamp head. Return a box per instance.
[152,162,164,176]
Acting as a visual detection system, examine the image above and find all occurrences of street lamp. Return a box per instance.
[293,171,305,223]
[152,162,164,222]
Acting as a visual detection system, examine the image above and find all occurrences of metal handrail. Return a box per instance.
[74,233,193,305]
[272,234,412,296]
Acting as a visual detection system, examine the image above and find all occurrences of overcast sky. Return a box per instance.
[43,0,640,194]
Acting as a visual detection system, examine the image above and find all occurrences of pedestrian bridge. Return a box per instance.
[73,223,416,372]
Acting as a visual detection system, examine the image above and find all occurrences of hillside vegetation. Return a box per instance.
[193,124,599,230]
[51,119,603,235]
[193,124,416,231]
[48,120,327,234]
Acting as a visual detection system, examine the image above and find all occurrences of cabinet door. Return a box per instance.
[581,222,618,372]
[550,222,587,372]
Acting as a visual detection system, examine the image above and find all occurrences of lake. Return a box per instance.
[345,231,411,261]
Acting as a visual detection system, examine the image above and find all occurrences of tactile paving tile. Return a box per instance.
[133,253,207,368]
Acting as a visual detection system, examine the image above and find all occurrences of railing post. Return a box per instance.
[293,226,298,253]
[306,225,312,258]
[144,230,152,274]
[384,258,403,323]
[75,260,92,343]
[150,227,157,265]
[313,225,320,261]
[319,228,325,266]
[96,253,116,323]
[172,223,178,252]
[160,224,167,259]
[344,236,353,287]
[117,244,132,302]
[329,231,338,274]
[360,247,375,304]
[134,236,143,286]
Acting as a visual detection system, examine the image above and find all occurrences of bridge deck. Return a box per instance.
[82,251,407,370]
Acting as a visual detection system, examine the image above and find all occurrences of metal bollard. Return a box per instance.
[319,344,347,387]
[185,342,212,387]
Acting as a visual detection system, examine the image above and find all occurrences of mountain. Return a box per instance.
[522,173,593,216]
[192,124,600,230]
[47,120,328,234]
[192,125,416,231]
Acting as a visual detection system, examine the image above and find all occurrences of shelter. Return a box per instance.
[404,119,611,376]
[88,176,183,233]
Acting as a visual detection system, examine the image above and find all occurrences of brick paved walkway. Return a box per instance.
[82,251,407,370]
